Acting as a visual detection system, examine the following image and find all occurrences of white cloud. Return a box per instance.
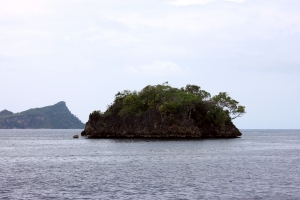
[125,61,192,77]
[168,0,245,6]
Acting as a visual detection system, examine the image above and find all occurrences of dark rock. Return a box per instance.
[81,108,241,139]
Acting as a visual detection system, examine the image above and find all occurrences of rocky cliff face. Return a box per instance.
[0,102,84,129]
[81,108,241,138]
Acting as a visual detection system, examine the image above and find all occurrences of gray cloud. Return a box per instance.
[1,0,300,128]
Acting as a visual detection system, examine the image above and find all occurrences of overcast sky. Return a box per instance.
[1,0,299,128]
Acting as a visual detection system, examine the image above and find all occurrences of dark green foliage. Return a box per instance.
[89,110,102,121]
[212,92,246,119]
[97,83,246,127]
[205,103,231,126]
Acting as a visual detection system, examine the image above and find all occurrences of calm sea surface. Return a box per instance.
[0,129,300,199]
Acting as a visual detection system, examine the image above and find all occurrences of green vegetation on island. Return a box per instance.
[0,101,84,129]
[82,83,245,138]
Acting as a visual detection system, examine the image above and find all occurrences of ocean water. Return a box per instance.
[0,129,300,200]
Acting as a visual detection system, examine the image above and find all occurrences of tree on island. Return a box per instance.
[89,82,245,127]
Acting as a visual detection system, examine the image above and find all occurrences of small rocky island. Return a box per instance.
[82,83,245,138]
[0,101,84,129]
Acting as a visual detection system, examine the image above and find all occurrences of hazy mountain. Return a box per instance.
[0,109,14,117]
[0,101,84,129]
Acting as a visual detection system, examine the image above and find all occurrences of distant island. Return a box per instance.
[0,101,84,129]
[81,83,245,138]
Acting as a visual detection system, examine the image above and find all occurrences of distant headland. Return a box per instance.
[0,101,84,129]
[81,83,245,138]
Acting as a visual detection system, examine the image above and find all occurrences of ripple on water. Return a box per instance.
[0,129,300,199]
